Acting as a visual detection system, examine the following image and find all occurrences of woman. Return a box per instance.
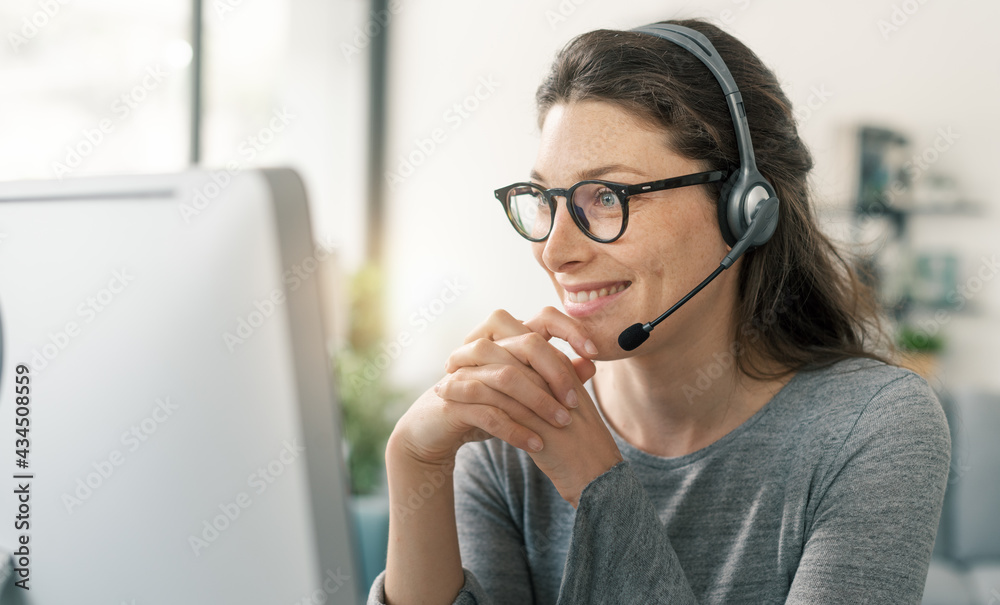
[369,18,950,605]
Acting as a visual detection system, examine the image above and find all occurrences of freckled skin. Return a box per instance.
[530,100,740,363]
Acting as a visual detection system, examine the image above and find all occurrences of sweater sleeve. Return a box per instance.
[452,440,540,604]
[556,460,700,604]
[367,568,487,605]
[786,373,951,604]
[366,441,531,605]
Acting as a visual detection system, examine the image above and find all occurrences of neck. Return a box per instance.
[594,320,792,458]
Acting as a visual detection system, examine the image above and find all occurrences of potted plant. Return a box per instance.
[334,263,405,590]
[895,322,945,380]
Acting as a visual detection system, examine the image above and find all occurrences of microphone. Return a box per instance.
[618,196,778,351]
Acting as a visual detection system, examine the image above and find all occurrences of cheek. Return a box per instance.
[629,198,723,277]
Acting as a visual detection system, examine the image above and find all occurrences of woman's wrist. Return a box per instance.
[385,428,459,471]
[559,450,625,508]
[383,432,464,604]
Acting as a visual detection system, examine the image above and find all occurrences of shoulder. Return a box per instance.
[783,357,951,485]
[790,356,933,406]
[782,357,948,440]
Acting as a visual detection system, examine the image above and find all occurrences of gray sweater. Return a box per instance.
[368,358,951,604]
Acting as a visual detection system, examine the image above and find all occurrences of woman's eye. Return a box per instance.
[597,189,619,207]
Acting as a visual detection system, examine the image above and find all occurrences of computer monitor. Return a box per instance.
[0,168,361,603]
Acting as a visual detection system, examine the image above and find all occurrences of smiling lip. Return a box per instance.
[561,281,631,317]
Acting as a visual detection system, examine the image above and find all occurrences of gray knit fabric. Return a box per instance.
[368,358,951,604]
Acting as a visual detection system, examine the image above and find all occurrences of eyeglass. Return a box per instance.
[494,170,728,243]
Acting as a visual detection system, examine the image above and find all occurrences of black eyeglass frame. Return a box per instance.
[493,169,729,244]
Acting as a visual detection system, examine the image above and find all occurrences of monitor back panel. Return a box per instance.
[0,169,359,604]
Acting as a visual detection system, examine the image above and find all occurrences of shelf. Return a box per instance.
[856,202,984,219]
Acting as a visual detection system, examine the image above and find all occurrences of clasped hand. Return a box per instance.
[431,306,624,508]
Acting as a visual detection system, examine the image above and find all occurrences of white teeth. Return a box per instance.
[568,283,628,303]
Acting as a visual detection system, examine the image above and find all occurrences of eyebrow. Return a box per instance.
[529,164,646,185]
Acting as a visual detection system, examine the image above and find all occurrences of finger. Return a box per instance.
[445,337,547,393]
[443,399,545,453]
[571,357,597,384]
[464,309,532,345]
[494,331,582,410]
[459,427,494,445]
[523,306,599,359]
[437,366,573,429]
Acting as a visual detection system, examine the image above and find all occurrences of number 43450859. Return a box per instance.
[15,364,30,465]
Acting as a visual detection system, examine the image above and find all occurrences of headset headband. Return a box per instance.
[630,23,760,174]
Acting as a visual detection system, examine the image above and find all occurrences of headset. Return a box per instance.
[618,22,781,351]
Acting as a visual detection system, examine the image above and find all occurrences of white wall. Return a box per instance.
[380,0,1000,394]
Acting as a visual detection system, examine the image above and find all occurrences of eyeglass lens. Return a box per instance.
[506,183,623,241]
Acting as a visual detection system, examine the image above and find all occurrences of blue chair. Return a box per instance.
[923,390,1000,605]
[350,493,391,593]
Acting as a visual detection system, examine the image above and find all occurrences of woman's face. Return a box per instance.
[530,100,739,360]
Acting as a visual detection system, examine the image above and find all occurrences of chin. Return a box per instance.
[570,315,639,362]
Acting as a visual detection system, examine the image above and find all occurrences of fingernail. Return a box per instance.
[434,382,441,394]
[527,437,544,452]
[584,339,598,356]
[565,389,579,408]
[555,408,572,426]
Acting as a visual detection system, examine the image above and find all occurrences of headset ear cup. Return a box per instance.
[717,172,740,247]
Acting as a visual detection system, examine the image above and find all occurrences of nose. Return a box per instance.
[539,193,591,271]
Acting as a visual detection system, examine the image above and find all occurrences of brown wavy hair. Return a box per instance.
[535,19,890,378]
